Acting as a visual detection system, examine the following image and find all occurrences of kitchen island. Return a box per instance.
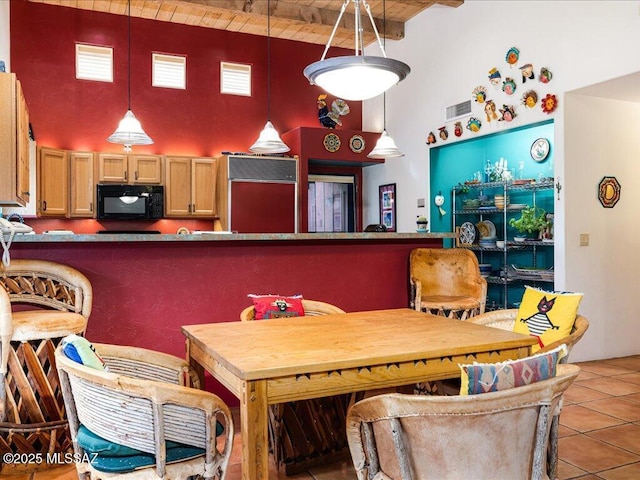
[9,232,452,404]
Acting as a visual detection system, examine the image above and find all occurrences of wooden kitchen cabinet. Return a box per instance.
[0,73,30,206]
[38,147,68,216]
[97,153,162,184]
[38,148,94,217]
[69,151,95,217]
[165,156,217,217]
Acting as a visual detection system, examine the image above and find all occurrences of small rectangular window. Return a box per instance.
[221,62,251,96]
[76,44,113,82]
[152,53,186,90]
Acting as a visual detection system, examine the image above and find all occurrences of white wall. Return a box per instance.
[0,0,9,72]
[363,1,640,361]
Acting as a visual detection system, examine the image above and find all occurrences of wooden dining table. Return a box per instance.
[182,308,538,480]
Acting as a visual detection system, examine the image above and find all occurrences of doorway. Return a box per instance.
[308,174,356,232]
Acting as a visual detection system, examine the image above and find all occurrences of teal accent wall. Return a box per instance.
[429,120,555,308]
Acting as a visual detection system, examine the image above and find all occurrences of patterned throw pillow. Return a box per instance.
[459,344,567,395]
[248,294,305,319]
[62,334,107,370]
[513,285,583,353]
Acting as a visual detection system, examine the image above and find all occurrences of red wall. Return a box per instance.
[9,0,362,156]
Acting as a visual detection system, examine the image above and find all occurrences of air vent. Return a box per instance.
[445,100,472,121]
[228,156,297,183]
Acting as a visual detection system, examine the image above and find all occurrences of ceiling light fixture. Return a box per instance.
[249,0,289,154]
[107,0,153,152]
[303,0,410,101]
[368,0,403,159]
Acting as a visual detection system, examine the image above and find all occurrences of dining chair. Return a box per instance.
[409,248,487,320]
[347,363,580,480]
[240,298,351,475]
[55,342,234,480]
[0,259,92,474]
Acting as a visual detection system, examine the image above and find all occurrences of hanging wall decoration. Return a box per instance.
[438,126,449,141]
[484,100,498,122]
[467,117,482,132]
[379,184,397,232]
[454,121,464,137]
[522,90,538,108]
[541,93,558,114]
[488,68,502,88]
[323,132,341,152]
[520,64,534,83]
[426,131,437,144]
[472,85,487,103]
[505,47,520,65]
[317,94,350,129]
[598,176,621,208]
[499,104,517,122]
[539,67,553,83]
[502,77,517,95]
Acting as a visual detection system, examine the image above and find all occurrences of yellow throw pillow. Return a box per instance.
[513,286,583,353]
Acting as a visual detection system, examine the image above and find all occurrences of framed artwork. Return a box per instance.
[379,183,396,232]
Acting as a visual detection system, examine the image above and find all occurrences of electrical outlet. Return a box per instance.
[580,233,589,246]
[417,198,425,208]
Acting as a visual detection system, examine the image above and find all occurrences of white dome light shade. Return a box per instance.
[304,56,410,101]
[107,110,154,150]
[367,130,404,159]
[249,121,290,154]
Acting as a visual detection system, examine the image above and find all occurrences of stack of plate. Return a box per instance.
[479,236,497,248]
[478,263,493,277]
[494,194,510,209]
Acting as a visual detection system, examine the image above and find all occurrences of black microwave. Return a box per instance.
[97,184,164,220]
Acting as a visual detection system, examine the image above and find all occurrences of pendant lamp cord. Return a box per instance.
[266,0,271,121]
[127,0,131,111]
[382,0,386,131]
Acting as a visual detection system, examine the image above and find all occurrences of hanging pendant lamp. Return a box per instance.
[250,0,289,154]
[107,0,153,152]
[368,1,403,159]
[303,0,410,101]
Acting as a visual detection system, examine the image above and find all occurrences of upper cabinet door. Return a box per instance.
[98,153,128,183]
[191,157,217,217]
[130,154,162,184]
[38,147,68,216]
[69,152,95,217]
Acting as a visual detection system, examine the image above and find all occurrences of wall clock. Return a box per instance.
[323,133,341,153]
[530,138,550,162]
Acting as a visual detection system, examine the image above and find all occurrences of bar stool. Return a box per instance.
[0,260,92,475]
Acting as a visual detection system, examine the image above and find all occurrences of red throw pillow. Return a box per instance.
[248,294,305,319]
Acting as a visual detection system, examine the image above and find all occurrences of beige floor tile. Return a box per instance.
[598,462,640,480]
[564,383,612,404]
[622,393,640,404]
[574,369,603,381]
[561,404,626,432]
[576,377,640,396]
[577,362,636,377]
[557,459,587,479]
[615,373,640,386]
[559,423,580,438]
[587,424,640,456]
[558,435,640,473]
[581,397,640,422]
[601,357,640,372]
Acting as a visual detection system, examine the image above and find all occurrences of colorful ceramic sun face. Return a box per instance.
[499,104,517,122]
[472,85,487,103]
[502,77,517,95]
[488,67,502,86]
[466,117,482,132]
[505,47,520,65]
[522,90,538,108]
[539,67,553,83]
[541,94,558,114]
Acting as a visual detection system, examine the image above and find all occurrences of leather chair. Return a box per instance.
[410,248,487,320]
[240,298,350,475]
[0,259,92,474]
[347,363,580,480]
[55,343,234,480]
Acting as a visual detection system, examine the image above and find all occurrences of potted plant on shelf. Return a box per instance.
[509,206,550,241]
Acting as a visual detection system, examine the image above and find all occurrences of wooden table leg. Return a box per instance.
[185,338,204,388]
[241,379,269,480]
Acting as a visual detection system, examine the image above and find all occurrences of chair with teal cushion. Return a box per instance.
[55,342,234,479]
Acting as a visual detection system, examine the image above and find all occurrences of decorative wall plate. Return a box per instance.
[459,221,477,245]
[349,134,365,153]
[530,138,550,162]
[598,176,621,208]
[323,133,341,152]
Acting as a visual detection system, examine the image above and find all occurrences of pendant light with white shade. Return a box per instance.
[107,0,153,152]
[249,0,289,154]
[303,0,410,101]
[368,0,403,159]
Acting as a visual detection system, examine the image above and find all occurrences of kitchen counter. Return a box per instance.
[11,231,455,243]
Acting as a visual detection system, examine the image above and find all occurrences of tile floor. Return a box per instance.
[13,355,640,480]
